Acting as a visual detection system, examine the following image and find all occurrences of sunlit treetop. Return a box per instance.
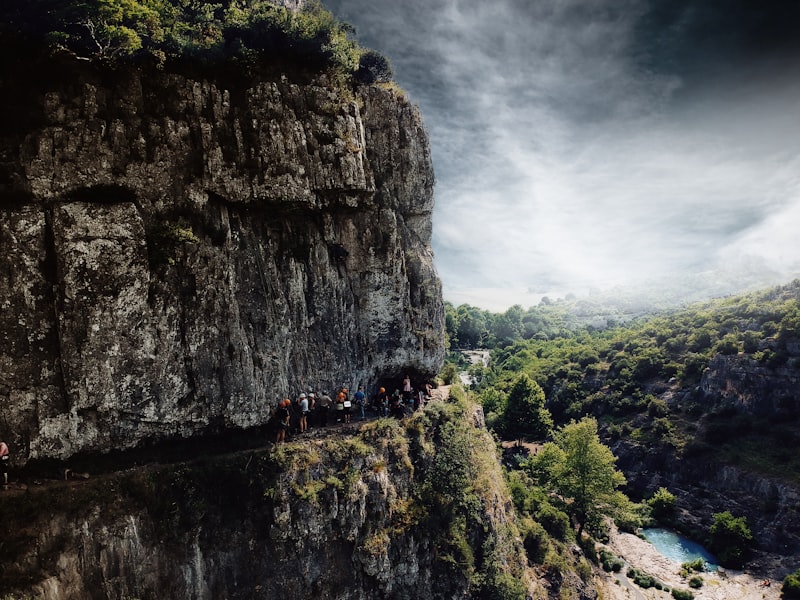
[0,0,393,81]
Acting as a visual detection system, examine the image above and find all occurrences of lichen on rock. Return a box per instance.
[0,58,444,464]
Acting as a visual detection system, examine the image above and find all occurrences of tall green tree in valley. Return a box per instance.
[502,374,552,441]
[708,511,752,568]
[456,305,488,349]
[531,417,627,537]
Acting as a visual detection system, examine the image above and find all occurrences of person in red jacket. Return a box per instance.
[275,400,290,444]
[0,441,9,487]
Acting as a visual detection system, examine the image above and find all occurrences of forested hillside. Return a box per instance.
[449,280,800,483]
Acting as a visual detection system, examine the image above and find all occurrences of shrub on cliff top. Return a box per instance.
[0,0,387,80]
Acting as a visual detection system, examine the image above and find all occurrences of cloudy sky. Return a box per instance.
[326,0,800,311]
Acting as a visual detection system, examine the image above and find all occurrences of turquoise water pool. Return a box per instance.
[641,527,719,570]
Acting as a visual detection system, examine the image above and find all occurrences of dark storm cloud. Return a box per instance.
[326,0,800,310]
[634,0,800,83]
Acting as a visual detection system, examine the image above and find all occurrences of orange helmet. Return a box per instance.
[338,392,345,400]
[379,387,385,393]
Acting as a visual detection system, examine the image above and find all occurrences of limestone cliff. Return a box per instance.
[699,344,800,417]
[0,56,444,464]
[0,399,532,600]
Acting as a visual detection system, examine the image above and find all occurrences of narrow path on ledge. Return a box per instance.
[2,385,456,498]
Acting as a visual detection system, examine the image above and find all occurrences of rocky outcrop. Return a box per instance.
[613,435,800,577]
[700,352,800,417]
[0,402,532,600]
[0,58,444,464]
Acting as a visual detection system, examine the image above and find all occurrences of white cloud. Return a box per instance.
[328,0,800,310]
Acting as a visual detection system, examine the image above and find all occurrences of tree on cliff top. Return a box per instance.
[0,0,384,79]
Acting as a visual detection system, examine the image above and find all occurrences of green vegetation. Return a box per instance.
[707,510,753,568]
[149,221,200,265]
[626,567,664,589]
[500,374,552,441]
[671,589,695,600]
[598,548,624,572]
[0,0,388,81]
[648,487,677,523]
[783,567,800,599]
[528,417,629,537]
[455,280,800,483]
[679,558,707,578]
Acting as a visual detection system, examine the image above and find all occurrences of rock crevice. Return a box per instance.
[0,62,444,463]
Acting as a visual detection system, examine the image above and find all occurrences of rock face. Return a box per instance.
[0,403,532,600]
[610,343,800,575]
[0,59,444,464]
[700,351,800,417]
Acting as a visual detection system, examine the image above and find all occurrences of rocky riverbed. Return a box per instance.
[598,525,781,600]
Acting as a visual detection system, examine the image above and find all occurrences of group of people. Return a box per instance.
[271,376,434,444]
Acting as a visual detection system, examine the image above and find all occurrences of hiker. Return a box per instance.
[318,392,331,426]
[298,393,309,433]
[402,374,412,401]
[275,400,290,444]
[341,388,352,424]
[354,385,366,421]
[374,387,388,417]
[335,391,345,423]
[0,441,8,486]
[380,388,389,417]
[390,390,404,419]
[307,392,316,428]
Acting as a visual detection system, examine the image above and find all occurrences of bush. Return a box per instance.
[599,549,623,572]
[714,334,740,355]
[648,487,677,521]
[627,567,660,589]
[440,362,459,385]
[679,558,706,577]
[536,504,571,542]
[707,511,752,568]
[355,49,393,83]
[688,576,703,588]
[470,572,526,600]
[647,397,669,417]
[783,568,800,599]
[671,589,694,600]
[520,518,548,564]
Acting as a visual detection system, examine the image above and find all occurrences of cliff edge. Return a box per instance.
[0,57,444,464]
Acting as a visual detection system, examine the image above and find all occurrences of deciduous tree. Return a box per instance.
[502,374,552,441]
[532,417,626,537]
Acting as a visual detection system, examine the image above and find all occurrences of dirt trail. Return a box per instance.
[2,386,454,498]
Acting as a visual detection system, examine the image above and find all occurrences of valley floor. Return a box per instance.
[599,525,781,600]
